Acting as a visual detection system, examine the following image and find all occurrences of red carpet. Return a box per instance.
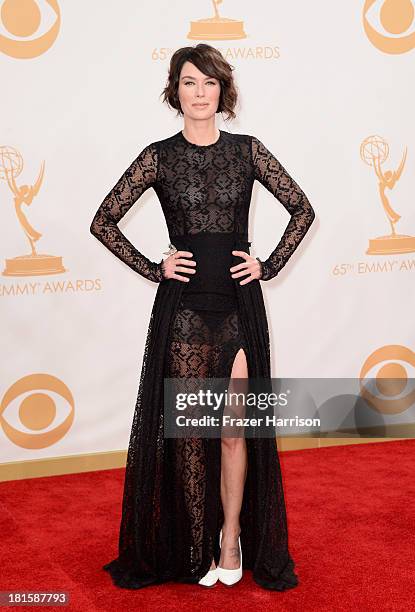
[1,439,414,611]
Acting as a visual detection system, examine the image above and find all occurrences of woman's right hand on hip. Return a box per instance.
[162,251,196,282]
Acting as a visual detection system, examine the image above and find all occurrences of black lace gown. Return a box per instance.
[90,129,315,590]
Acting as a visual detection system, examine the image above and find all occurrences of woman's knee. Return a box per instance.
[221,436,246,452]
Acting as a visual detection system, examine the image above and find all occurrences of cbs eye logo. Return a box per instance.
[0,0,61,59]
[363,0,415,54]
[1,373,74,449]
[359,345,415,414]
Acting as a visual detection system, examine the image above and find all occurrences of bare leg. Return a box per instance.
[215,347,248,570]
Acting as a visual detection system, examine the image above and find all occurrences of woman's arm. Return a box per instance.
[251,136,315,281]
[90,142,164,283]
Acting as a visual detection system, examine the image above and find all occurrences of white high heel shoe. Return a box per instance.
[217,529,243,586]
[198,561,218,587]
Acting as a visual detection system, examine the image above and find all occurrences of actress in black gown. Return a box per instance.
[90,43,315,591]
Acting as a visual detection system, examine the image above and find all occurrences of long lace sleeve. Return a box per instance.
[90,142,164,283]
[251,136,315,281]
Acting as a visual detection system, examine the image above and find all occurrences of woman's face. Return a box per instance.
[177,61,221,120]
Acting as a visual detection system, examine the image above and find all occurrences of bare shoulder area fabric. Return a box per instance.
[90,129,315,590]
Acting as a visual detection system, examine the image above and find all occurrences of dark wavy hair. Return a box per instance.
[160,44,238,121]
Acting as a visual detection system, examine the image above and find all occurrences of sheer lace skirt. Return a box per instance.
[102,232,298,590]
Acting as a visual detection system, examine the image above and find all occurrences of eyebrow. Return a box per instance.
[180,76,216,80]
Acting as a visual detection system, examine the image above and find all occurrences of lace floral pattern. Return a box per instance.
[91,129,315,591]
[90,131,315,283]
[90,143,164,282]
[251,136,315,280]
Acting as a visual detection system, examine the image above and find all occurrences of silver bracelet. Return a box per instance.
[163,243,178,256]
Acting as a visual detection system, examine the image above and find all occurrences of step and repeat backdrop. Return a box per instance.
[1,1,414,466]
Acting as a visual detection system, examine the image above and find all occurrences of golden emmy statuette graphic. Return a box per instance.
[360,136,415,255]
[1,146,66,276]
[187,0,247,40]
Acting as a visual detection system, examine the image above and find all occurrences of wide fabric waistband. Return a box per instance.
[168,232,251,253]
[167,232,250,313]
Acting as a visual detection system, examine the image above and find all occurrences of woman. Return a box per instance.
[90,43,315,591]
